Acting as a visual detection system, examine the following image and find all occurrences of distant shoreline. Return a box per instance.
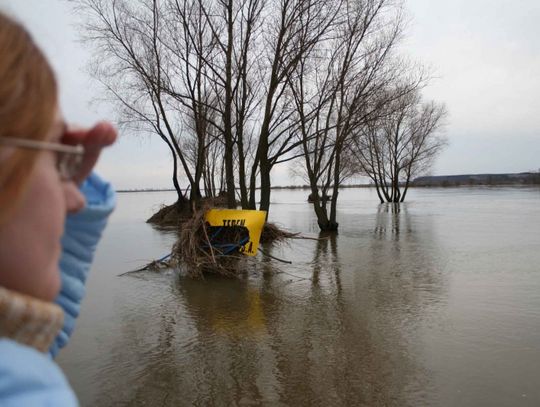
[117,172,540,193]
[413,172,540,187]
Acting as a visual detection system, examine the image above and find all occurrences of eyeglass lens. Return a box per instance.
[56,151,82,181]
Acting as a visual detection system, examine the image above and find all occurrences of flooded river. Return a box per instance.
[57,187,540,406]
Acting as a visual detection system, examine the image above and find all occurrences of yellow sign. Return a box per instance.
[205,209,266,256]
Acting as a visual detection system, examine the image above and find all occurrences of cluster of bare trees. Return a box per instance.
[74,0,446,230]
[352,92,447,204]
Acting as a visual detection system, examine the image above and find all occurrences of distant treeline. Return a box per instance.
[117,188,177,193]
[413,172,540,187]
[117,185,371,193]
[118,175,540,193]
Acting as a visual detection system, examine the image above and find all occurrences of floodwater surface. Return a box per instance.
[57,187,540,406]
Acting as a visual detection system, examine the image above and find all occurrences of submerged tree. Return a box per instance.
[288,0,409,230]
[73,0,336,215]
[352,90,447,203]
[73,0,446,223]
[72,0,212,208]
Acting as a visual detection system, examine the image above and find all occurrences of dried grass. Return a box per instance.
[170,206,247,277]
[260,222,299,243]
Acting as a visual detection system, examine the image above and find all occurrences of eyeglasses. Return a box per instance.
[0,136,84,181]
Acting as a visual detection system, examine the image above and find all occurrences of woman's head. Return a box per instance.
[0,11,58,222]
[0,12,86,301]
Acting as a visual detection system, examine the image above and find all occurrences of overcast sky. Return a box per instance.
[3,0,539,189]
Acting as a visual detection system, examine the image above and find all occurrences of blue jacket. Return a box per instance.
[0,173,115,406]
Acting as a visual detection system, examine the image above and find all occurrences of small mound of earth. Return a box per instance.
[147,194,238,228]
[147,202,189,228]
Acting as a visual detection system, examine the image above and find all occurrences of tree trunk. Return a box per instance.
[373,179,385,203]
[237,135,249,208]
[161,135,186,205]
[248,151,260,209]
[224,140,236,208]
[259,161,271,216]
[328,142,342,230]
[223,0,236,209]
[400,175,411,203]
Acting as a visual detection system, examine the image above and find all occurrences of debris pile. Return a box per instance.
[171,207,249,277]
[125,207,312,278]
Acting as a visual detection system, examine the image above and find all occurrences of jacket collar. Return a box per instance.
[0,286,63,353]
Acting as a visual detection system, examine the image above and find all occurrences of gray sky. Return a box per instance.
[3,0,540,189]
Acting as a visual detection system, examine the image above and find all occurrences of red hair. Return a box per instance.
[0,12,58,224]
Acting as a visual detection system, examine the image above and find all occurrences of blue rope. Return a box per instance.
[222,236,249,255]
[158,253,172,262]
[202,236,250,255]
[200,226,250,255]
[209,226,223,241]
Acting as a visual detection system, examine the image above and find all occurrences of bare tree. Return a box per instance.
[160,0,223,203]
[182,0,265,208]
[72,0,218,208]
[288,0,406,230]
[246,0,341,214]
[352,89,447,203]
[73,0,443,222]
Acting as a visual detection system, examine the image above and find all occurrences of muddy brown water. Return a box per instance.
[57,187,540,406]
